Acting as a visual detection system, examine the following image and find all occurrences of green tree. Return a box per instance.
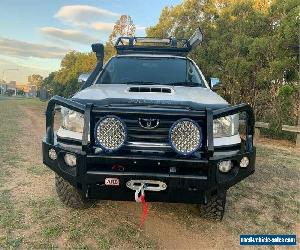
[104,15,136,62]
[147,0,299,140]
[28,74,43,89]
[54,51,96,85]
[17,88,25,96]
[41,72,63,97]
[53,51,97,97]
[41,51,97,97]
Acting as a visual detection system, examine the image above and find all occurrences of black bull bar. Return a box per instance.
[45,95,255,156]
[43,96,255,202]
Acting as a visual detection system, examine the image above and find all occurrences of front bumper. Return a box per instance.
[43,139,255,204]
[43,95,256,204]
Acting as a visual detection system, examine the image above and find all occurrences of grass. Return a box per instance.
[0,189,25,249]
[0,235,23,250]
[96,237,111,250]
[0,97,299,249]
[42,224,64,239]
[224,145,300,235]
[28,197,63,222]
[0,99,29,249]
[0,169,11,188]
[0,101,23,170]
[0,190,23,230]
[26,163,51,176]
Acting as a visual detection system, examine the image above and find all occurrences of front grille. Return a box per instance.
[123,117,173,143]
[122,115,205,153]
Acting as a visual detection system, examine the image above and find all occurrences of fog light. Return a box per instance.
[48,148,57,160]
[64,153,76,167]
[218,160,232,173]
[240,157,249,168]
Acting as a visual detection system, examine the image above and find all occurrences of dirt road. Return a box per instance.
[0,98,299,249]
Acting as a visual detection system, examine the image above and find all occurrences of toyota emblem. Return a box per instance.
[138,118,159,130]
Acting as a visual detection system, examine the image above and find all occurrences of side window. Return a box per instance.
[187,60,202,83]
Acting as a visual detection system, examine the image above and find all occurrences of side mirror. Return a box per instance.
[210,77,220,90]
[78,73,91,84]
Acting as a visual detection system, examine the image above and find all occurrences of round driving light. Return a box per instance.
[169,118,201,155]
[218,160,232,173]
[94,115,127,152]
[240,157,249,168]
[64,153,77,167]
[48,148,57,160]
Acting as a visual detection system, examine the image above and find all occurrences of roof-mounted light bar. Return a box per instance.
[135,38,171,44]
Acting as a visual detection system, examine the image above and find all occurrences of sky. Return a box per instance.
[0,0,182,83]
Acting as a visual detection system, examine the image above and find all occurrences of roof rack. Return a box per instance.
[115,28,203,56]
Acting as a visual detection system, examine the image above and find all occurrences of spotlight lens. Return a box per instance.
[240,157,249,168]
[218,160,232,173]
[169,119,201,155]
[64,153,76,167]
[94,115,126,152]
[48,148,57,160]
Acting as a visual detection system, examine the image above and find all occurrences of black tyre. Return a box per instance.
[197,191,226,221]
[55,174,94,209]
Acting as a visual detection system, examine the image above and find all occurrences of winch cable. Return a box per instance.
[134,184,149,226]
[139,195,148,226]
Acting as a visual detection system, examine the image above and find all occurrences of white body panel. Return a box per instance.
[73,84,227,106]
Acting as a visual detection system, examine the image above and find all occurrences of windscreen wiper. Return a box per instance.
[169,81,200,87]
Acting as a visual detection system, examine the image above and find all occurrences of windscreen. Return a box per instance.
[96,56,206,87]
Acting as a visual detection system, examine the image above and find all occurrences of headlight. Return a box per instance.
[169,118,201,155]
[213,114,239,138]
[94,115,127,152]
[61,107,84,133]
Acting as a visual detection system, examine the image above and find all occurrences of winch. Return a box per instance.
[126,180,167,192]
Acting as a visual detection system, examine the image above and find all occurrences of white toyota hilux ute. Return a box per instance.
[43,30,255,221]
